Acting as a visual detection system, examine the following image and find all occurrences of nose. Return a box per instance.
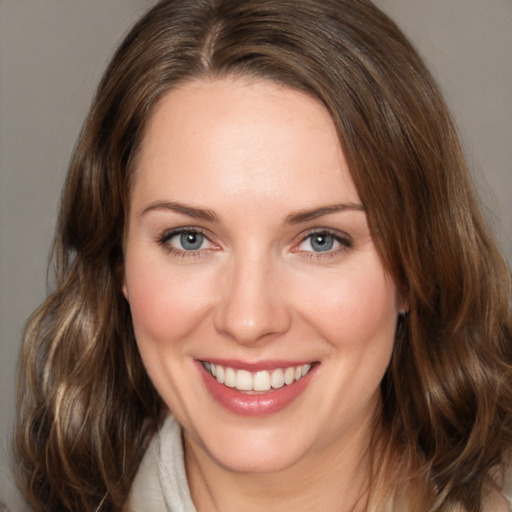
[213,254,292,346]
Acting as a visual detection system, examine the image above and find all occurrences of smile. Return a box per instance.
[198,360,318,416]
[202,362,312,392]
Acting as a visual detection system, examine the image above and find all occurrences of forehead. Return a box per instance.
[132,77,360,214]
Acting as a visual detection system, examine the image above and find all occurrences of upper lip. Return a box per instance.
[198,358,317,371]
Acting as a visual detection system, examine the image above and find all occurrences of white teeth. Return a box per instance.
[216,365,225,384]
[301,364,311,377]
[253,371,271,391]
[203,362,313,392]
[224,367,236,388]
[235,370,253,391]
[271,368,285,389]
[284,367,295,385]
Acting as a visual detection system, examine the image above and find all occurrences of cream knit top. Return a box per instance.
[125,415,512,512]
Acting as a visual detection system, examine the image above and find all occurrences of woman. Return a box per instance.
[14,0,512,511]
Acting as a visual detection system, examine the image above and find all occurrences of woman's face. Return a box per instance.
[123,78,402,473]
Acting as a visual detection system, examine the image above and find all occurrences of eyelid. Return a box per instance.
[291,228,352,256]
[156,226,352,259]
[158,225,208,242]
[157,226,220,256]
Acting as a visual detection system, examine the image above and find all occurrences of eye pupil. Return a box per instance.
[311,234,334,252]
[180,232,203,250]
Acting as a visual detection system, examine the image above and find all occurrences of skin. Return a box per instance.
[123,77,404,512]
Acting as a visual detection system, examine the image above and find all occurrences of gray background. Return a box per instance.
[1,0,511,507]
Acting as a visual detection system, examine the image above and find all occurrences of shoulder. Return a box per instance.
[480,463,512,512]
[124,414,195,512]
[500,463,512,512]
[484,490,510,512]
[124,429,167,512]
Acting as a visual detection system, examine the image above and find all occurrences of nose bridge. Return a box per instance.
[214,246,290,344]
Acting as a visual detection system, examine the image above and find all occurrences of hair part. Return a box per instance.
[15,1,512,510]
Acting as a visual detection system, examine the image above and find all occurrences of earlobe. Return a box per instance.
[122,281,129,301]
[118,263,129,301]
[396,290,409,315]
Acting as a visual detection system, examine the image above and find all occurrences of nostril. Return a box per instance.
[213,300,292,345]
[212,263,292,344]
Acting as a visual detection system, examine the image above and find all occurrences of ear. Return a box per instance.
[396,289,409,315]
[118,262,129,301]
[122,280,129,301]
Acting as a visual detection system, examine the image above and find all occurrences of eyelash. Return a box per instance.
[293,229,353,260]
[156,227,352,259]
[157,227,215,258]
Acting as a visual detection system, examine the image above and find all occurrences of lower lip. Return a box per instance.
[197,362,316,416]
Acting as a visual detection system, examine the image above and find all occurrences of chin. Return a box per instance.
[186,421,313,474]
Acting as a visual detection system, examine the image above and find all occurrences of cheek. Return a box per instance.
[124,251,217,347]
[291,256,399,350]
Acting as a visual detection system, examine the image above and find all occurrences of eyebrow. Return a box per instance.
[140,201,219,222]
[140,200,364,224]
[285,203,365,224]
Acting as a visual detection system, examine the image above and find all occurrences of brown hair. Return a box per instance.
[15,0,512,510]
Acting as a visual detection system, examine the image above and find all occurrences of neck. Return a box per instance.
[184,417,379,512]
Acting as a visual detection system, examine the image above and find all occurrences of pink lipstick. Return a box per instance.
[197,359,317,416]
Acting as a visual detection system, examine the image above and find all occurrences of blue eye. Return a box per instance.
[297,231,350,254]
[308,233,335,252]
[178,231,205,250]
[159,229,212,253]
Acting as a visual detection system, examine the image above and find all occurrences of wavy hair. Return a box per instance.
[15,0,512,510]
